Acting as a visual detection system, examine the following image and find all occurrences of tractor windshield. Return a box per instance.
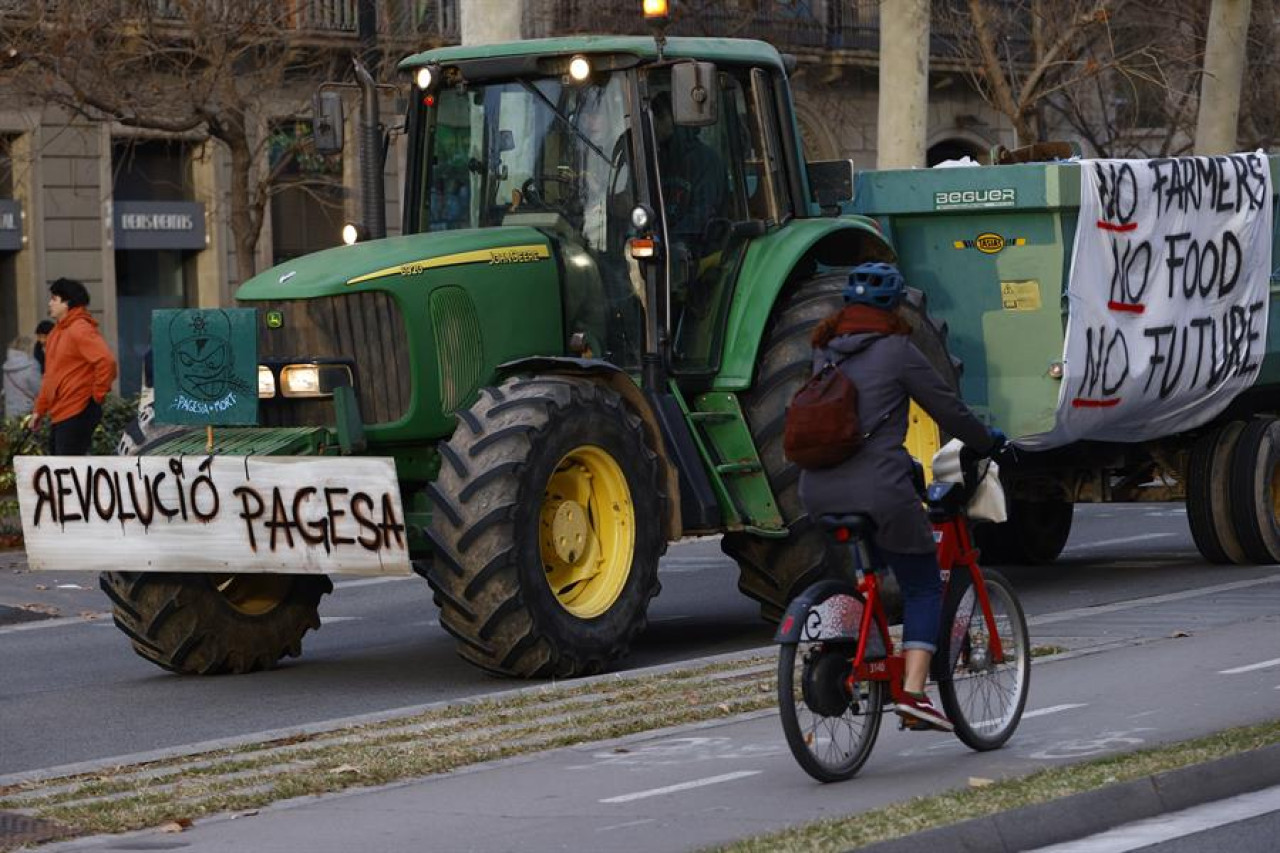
[420,72,643,367]
[421,74,632,241]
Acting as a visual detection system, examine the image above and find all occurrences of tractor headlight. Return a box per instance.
[280,363,355,399]
[567,56,592,82]
[258,366,276,399]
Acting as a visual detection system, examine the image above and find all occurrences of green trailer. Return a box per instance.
[854,155,1280,566]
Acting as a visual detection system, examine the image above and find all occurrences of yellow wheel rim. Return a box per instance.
[211,574,292,617]
[539,444,635,618]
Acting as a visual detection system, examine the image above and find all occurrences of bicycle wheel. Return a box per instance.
[936,568,1030,751]
[777,641,885,782]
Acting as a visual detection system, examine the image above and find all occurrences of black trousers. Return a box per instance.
[49,399,102,456]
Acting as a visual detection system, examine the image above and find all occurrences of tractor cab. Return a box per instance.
[402,37,802,381]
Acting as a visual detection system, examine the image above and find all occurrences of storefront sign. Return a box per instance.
[0,199,22,251]
[1026,152,1272,448]
[15,454,411,576]
[152,308,258,426]
[114,200,206,250]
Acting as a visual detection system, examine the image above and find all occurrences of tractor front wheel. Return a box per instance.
[424,376,665,677]
[99,572,331,674]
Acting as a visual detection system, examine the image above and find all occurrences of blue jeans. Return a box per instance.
[882,549,943,653]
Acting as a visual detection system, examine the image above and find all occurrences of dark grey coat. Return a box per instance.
[797,332,995,554]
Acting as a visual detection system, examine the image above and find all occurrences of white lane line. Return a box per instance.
[973,703,1086,728]
[332,576,414,590]
[1023,703,1088,719]
[0,613,110,635]
[319,616,362,625]
[1027,783,1280,852]
[1065,532,1178,550]
[1219,657,1280,675]
[1029,574,1280,627]
[597,818,657,832]
[599,770,761,804]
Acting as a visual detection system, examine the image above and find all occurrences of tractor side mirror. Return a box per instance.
[312,91,344,155]
[672,61,718,127]
[807,159,856,210]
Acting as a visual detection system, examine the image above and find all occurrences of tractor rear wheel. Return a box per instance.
[99,572,331,674]
[724,274,959,619]
[424,375,665,677]
[974,498,1074,565]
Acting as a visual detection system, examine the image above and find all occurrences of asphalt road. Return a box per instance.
[37,532,1280,853]
[2,503,1277,779]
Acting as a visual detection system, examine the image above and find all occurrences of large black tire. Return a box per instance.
[1228,417,1280,564]
[99,572,332,674]
[1187,421,1248,564]
[723,275,960,620]
[424,376,666,677]
[973,498,1074,565]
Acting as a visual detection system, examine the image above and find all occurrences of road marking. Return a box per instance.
[320,616,362,625]
[1065,532,1177,550]
[599,770,761,804]
[0,613,110,635]
[332,576,413,590]
[1023,703,1088,718]
[974,703,1085,728]
[1219,657,1280,674]
[1029,574,1280,627]
[597,818,657,832]
[1027,783,1280,852]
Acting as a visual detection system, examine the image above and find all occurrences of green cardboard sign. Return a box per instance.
[152,308,258,426]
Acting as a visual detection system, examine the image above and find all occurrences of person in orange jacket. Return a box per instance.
[30,277,118,455]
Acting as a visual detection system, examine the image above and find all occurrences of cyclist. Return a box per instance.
[798,261,1005,731]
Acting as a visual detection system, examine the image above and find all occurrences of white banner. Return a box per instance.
[1026,153,1273,448]
[16,455,412,576]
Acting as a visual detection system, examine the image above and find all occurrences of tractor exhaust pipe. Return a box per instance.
[353,56,385,240]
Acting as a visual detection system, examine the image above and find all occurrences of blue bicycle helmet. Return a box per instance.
[844,262,905,309]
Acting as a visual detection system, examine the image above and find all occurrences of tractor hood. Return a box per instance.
[236,226,554,301]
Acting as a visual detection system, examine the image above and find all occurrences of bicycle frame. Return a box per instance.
[845,510,1007,703]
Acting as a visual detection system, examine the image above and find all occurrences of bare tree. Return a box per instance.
[0,0,348,282]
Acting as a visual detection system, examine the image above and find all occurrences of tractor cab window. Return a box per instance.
[420,73,643,368]
[651,67,773,374]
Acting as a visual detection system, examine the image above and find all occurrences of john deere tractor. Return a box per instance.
[88,21,956,678]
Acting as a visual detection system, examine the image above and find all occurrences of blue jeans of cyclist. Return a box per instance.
[883,549,942,653]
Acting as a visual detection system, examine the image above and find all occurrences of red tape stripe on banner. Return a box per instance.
[1107,300,1145,313]
[1072,398,1122,408]
[1096,220,1138,232]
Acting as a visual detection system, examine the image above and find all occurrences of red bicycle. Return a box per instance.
[776,458,1031,782]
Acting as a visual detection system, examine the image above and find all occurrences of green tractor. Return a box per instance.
[95,28,955,678]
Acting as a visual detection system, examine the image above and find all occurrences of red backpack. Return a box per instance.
[783,354,863,470]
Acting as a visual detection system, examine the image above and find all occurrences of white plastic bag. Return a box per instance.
[930,439,1008,523]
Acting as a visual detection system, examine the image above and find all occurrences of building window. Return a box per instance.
[112,139,197,398]
[269,119,344,266]
[0,136,15,350]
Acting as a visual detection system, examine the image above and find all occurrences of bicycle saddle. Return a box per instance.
[818,513,876,541]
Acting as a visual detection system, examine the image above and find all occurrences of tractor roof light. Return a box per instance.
[642,0,669,21]
[567,55,592,82]
[415,64,438,92]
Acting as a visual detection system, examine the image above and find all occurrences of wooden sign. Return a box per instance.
[152,308,259,426]
[15,455,411,576]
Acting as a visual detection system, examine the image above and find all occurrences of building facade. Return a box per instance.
[0,0,1015,400]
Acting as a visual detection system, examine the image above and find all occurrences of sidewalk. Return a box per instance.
[0,548,104,627]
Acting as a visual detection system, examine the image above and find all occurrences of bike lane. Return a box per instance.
[40,601,1280,853]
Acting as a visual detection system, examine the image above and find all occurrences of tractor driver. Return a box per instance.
[651,92,732,315]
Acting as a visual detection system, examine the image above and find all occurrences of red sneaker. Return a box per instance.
[893,692,954,732]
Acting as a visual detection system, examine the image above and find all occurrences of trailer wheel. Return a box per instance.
[724,275,959,619]
[98,572,331,674]
[1187,421,1248,564]
[974,498,1074,566]
[1228,417,1280,564]
[424,376,665,677]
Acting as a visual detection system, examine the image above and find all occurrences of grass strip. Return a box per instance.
[0,656,776,849]
[714,717,1280,853]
